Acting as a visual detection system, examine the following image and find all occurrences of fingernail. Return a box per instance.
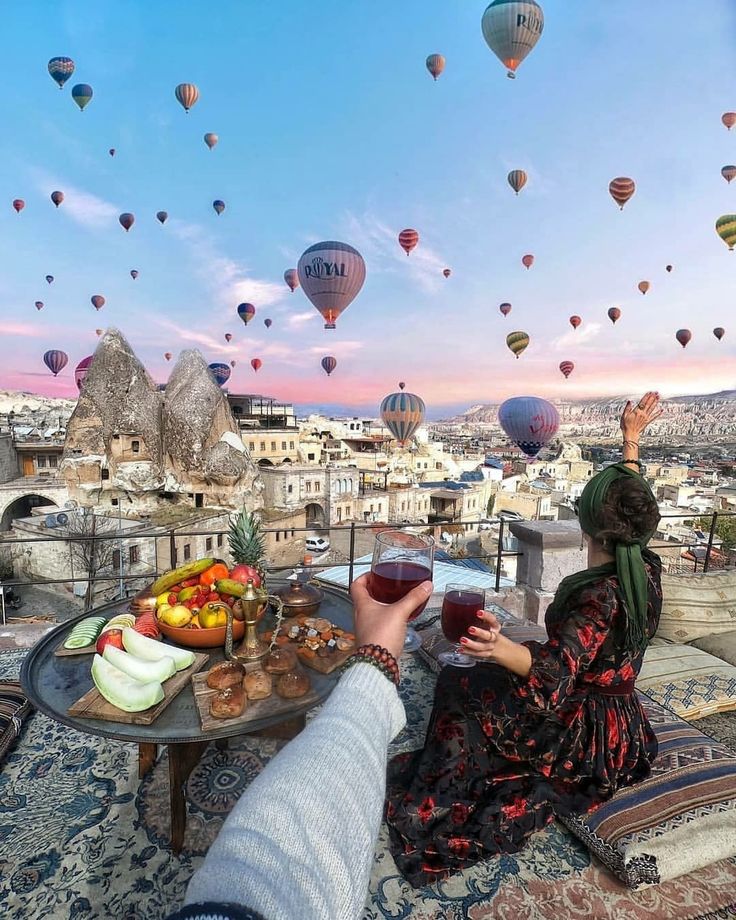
[468,627,476,634]
[476,611,484,618]
[421,582,433,595]
[460,637,468,644]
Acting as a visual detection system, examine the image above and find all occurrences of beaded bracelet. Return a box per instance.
[342,644,400,686]
[623,458,644,469]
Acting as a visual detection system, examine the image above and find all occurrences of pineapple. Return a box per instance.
[228,509,266,581]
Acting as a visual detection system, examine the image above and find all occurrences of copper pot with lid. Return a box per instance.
[272,578,324,618]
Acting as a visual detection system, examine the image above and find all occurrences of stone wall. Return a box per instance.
[0,434,19,483]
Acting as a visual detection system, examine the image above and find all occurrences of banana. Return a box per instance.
[151,558,215,597]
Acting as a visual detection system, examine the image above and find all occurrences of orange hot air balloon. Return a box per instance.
[443,268,451,278]
[426,53,445,80]
[608,307,621,324]
[609,177,635,210]
[559,361,574,379]
[96,328,103,336]
[251,358,262,372]
[499,302,512,317]
[507,169,527,194]
[119,212,135,231]
[569,315,581,329]
[521,254,534,269]
[398,229,419,255]
[91,295,105,311]
[722,112,736,131]
[713,327,725,341]
[224,333,232,343]
[12,198,24,213]
[676,329,692,348]
[638,280,650,295]
[164,352,172,361]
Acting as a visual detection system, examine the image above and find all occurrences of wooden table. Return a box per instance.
[20,584,354,854]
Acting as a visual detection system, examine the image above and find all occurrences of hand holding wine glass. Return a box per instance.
[350,574,433,662]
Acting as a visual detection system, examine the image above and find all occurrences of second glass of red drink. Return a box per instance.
[439,583,486,668]
[368,530,434,652]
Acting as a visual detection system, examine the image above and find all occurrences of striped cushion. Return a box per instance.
[637,644,736,720]
[0,682,32,765]
[658,571,736,643]
[559,694,736,888]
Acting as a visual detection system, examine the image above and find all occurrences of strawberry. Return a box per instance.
[168,593,178,606]
[170,585,182,593]
[207,591,219,602]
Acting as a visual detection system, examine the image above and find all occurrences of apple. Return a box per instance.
[229,564,262,588]
[96,629,125,655]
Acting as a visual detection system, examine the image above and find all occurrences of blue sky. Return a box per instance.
[2,0,736,416]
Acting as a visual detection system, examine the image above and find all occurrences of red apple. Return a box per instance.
[96,629,125,655]
[229,564,262,588]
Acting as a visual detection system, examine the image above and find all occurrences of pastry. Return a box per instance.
[209,686,246,719]
[263,647,298,674]
[275,669,311,699]
[206,660,245,690]
[245,669,273,700]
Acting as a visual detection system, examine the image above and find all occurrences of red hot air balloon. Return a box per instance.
[74,356,94,391]
[499,302,512,317]
[119,212,135,231]
[224,333,232,343]
[722,113,736,131]
[251,358,262,373]
[398,229,419,255]
[91,295,105,311]
[35,301,44,311]
[676,329,692,348]
[130,269,139,279]
[521,254,534,269]
[714,327,725,341]
[321,356,337,376]
[425,53,445,80]
[569,315,582,329]
[443,268,451,278]
[213,200,225,215]
[175,83,199,112]
[12,199,24,213]
[638,280,650,295]
[264,318,272,328]
[284,268,299,292]
[51,191,64,208]
[608,307,621,324]
[559,361,574,379]
[156,210,168,224]
[609,177,635,210]
[164,352,172,361]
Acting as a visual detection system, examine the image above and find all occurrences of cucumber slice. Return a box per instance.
[64,635,94,649]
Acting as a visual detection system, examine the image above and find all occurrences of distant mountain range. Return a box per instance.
[0,389,76,420]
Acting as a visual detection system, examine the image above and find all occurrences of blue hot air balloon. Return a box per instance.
[237,303,256,325]
[208,363,231,387]
[71,83,93,110]
[380,391,426,446]
[43,349,69,377]
[498,396,559,457]
[48,57,75,89]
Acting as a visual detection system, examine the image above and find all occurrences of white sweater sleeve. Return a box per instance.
[184,662,406,920]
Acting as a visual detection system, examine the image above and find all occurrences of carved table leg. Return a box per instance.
[138,742,158,779]
[168,740,209,855]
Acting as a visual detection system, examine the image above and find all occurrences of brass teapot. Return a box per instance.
[224,578,283,663]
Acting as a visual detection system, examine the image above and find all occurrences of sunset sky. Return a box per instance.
[2,0,736,417]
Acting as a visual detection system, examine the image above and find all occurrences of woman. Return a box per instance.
[385,392,664,887]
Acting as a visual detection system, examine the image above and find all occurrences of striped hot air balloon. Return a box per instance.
[208,363,231,386]
[559,361,574,379]
[12,199,24,213]
[237,303,256,325]
[48,57,75,89]
[426,54,445,80]
[91,295,105,311]
[51,191,64,208]
[609,177,636,210]
[321,356,337,376]
[43,350,68,376]
[297,241,366,329]
[506,331,529,358]
[481,0,544,79]
[608,307,621,324]
[676,329,692,348]
[284,268,299,292]
[498,396,559,457]
[499,302,512,317]
[204,133,218,149]
[251,358,262,373]
[508,169,527,195]
[722,165,736,184]
[175,83,199,112]
[119,212,135,231]
[569,315,581,329]
[71,83,93,111]
[716,215,736,250]
[380,391,426,446]
[638,281,650,295]
[521,253,534,269]
[722,112,736,131]
[714,327,725,341]
[398,229,419,255]
[74,356,94,391]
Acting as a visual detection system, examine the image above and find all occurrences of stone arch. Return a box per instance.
[258,459,274,467]
[1,494,60,531]
[305,503,326,528]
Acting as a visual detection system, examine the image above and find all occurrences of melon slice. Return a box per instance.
[91,655,164,712]
[103,644,176,683]
[122,627,195,671]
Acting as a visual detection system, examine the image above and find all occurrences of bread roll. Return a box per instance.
[275,669,311,699]
[264,647,298,674]
[245,669,272,700]
[206,660,245,690]
[209,686,246,719]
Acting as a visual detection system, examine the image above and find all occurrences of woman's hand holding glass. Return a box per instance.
[459,609,533,678]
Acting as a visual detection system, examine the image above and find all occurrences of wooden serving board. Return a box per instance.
[191,662,321,732]
[68,652,209,725]
[55,642,99,657]
[293,643,354,674]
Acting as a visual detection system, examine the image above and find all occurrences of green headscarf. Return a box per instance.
[551,463,659,653]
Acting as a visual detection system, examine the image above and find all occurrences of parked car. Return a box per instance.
[478,517,500,531]
[305,536,330,553]
[497,510,525,522]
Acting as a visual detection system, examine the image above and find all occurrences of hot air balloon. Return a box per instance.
[481,0,544,78]
[499,302,512,317]
[109,148,116,157]
[45,275,54,285]
[722,113,736,131]
[714,327,726,341]
[506,331,530,358]
[665,264,673,273]
[71,83,93,111]
[380,391,426,446]
[91,295,105,311]
[164,352,172,361]
[638,281,650,295]
[722,165,736,184]
[130,269,139,279]
[443,268,451,279]
[716,215,736,250]
[399,382,406,390]
[608,307,621,324]
[297,241,366,329]
[284,268,299,292]
[426,53,445,80]
[251,358,262,373]
[43,350,68,376]
[224,333,233,343]
[521,253,534,269]
[508,170,527,195]
[230,360,236,368]
[569,315,581,329]
[74,356,93,391]
[264,318,272,329]
[12,199,24,214]
[204,133,218,150]
[208,363,231,386]
[609,177,636,210]
[48,57,75,89]
[51,191,64,208]
[213,199,225,215]
[35,301,44,311]
[119,212,135,231]
[676,329,692,349]
[559,361,574,379]
[321,356,337,376]
[498,396,559,457]
[175,83,199,112]
[398,229,419,255]
[96,329,103,336]
[156,210,168,224]
[237,303,256,325]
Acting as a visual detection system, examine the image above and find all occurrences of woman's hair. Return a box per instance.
[594,475,661,550]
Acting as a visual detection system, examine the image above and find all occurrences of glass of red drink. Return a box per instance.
[368,530,434,652]
[438,583,486,668]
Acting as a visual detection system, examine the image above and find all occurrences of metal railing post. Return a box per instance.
[703,512,719,574]
[169,531,177,569]
[495,519,504,592]
[348,522,356,586]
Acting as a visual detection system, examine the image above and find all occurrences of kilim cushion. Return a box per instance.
[657,570,736,643]
[0,681,32,765]
[637,644,736,720]
[559,694,736,889]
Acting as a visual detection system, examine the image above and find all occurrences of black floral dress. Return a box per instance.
[385,555,663,887]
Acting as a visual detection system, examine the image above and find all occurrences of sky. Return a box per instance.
[2,0,736,418]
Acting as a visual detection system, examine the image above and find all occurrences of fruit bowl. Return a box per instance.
[158,618,246,649]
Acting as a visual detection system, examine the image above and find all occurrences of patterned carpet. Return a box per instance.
[2,647,736,920]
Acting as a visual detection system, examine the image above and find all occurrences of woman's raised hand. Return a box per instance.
[621,391,662,442]
[458,609,504,659]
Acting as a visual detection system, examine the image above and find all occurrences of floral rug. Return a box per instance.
[1,647,736,920]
